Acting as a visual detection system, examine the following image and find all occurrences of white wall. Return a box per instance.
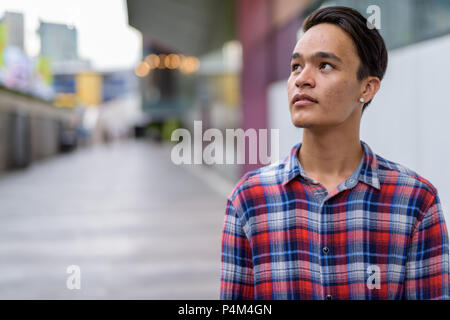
[361,34,450,223]
[268,33,450,223]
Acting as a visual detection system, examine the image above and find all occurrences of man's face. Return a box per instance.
[287,23,365,129]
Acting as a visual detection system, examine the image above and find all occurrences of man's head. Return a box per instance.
[287,6,388,129]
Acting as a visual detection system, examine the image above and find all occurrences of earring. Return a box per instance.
[359,98,365,103]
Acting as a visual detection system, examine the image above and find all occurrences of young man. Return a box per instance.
[220,6,449,300]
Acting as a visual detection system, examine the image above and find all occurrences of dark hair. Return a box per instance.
[302,6,388,113]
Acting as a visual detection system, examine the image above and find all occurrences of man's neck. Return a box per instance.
[298,129,364,182]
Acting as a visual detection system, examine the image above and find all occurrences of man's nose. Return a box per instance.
[295,66,315,88]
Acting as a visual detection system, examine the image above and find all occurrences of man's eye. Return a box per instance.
[291,64,300,71]
[320,62,333,70]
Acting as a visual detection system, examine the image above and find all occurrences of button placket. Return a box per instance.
[319,201,330,296]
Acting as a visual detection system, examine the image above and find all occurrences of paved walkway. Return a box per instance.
[0,139,231,299]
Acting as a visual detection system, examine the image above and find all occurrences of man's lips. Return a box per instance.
[292,93,318,107]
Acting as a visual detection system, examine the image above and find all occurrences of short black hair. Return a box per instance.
[303,6,388,113]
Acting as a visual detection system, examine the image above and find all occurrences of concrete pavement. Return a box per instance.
[0,139,232,299]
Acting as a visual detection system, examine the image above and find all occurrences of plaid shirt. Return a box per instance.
[220,140,449,300]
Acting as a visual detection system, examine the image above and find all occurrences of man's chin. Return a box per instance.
[290,110,318,128]
[292,119,340,132]
[291,117,316,129]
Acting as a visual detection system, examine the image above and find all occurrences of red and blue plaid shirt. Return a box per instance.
[220,140,449,300]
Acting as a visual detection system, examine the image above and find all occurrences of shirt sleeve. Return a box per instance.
[405,192,450,299]
[220,198,255,300]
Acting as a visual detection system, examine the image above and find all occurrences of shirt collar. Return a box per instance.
[281,140,381,190]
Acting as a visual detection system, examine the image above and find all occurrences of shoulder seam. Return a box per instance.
[377,161,438,195]
[228,157,289,201]
[227,197,252,242]
[409,193,441,238]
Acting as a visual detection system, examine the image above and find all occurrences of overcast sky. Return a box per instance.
[0,0,142,71]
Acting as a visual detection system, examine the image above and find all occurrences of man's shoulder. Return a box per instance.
[227,157,289,201]
[375,154,438,196]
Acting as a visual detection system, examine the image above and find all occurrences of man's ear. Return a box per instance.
[361,76,381,103]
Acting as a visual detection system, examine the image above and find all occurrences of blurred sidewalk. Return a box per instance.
[0,139,230,299]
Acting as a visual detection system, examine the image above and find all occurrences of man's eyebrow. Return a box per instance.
[291,52,301,61]
[290,51,343,63]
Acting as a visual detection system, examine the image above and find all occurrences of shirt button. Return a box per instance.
[322,247,329,254]
[348,178,355,184]
[325,295,332,300]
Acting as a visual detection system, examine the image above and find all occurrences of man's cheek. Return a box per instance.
[322,87,343,106]
[325,82,354,105]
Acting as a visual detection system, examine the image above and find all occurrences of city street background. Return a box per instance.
[0,139,228,299]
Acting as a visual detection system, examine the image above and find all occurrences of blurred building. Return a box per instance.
[127,0,235,125]
[37,21,78,62]
[0,13,55,100]
[0,11,24,50]
[76,72,103,106]
[53,69,138,107]
[37,20,91,87]
[102,69,139,102]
